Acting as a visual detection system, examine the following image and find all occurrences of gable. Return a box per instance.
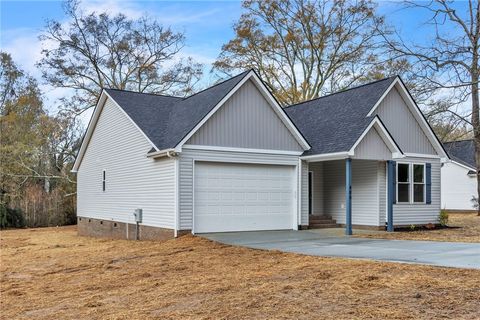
[186,79,304,152]
[353,127,393,160]
[374,87,436,155]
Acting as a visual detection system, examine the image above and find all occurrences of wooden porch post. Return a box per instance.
[345,158,352,235]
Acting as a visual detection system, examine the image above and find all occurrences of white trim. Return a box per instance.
[191,159,196,235]
[297,158,302,226]
[176,71,311,151]
[301,152,350,162]
[182,144,303,156]
[146,148,177,158]
[412,163,426,204]
[366,78,448,159]
[403,152,441,159]
[174,157,179,238]
[72,91,159,172]
[348,116,402,157]
[396,162,427,204]
[451,160,477,172]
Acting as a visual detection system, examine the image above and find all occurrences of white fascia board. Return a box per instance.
[249,72,311,151]
[366,78,448,159]
[348,117,403,157]
[182,144,303,156]
[451,160,477,172]
[175,71,311,152]
[403,152,441,159]
[301,152,349,162]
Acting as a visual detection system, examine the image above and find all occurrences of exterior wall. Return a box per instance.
[441,161,477,210]
[353,127,392,160]
[392,157,441,225]
[187,80,303,152]
[322,160,381,226]
[77,98,176,229]
[309,162,324,215]
[375,88,436,155]
[178,147,299,230]
[300,160,309,226]
[378,161,387,226]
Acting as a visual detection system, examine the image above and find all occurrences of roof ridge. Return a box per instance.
[104,87,183,99]
[284,76,398,109]
[181,69,252,101]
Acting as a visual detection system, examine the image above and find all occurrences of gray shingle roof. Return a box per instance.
[443,139,476,169]
[284,77,397,155]
[105,70,250,150]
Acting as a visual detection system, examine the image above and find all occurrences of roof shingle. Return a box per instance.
[443,139,476,169]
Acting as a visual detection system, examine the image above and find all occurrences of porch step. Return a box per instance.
[308,215,338,229]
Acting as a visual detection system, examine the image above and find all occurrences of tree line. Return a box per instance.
[1,0,479,227]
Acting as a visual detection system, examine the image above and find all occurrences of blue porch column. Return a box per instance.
[345,158,352,235]
[387,160,396,232]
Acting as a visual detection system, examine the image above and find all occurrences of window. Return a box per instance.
[413,164,425,203]
[396,163,425,204]
[397,163,410,203]
[102,170,106,192]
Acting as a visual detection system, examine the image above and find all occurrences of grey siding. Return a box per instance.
[77,98,176,229]
[178,148,299,230]
[323,160,381,226]
[393,157,441,225]
[300,160,309,225]
[375,88,436,154]
[353,127,392,160]
[187,80,303,152]
[309,162,324,215]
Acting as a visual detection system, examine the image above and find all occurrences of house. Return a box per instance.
[442,139,478,211]
[72,70,449,240]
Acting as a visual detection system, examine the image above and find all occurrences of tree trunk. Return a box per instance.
[471,69,480,215]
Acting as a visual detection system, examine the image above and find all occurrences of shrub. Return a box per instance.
[0,203,26,229]
[471,196,479,211]
[438,210,449,227]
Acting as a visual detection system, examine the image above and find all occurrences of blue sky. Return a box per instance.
[0,0,467,116]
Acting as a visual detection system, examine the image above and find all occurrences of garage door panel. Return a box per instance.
[194,162,295,233]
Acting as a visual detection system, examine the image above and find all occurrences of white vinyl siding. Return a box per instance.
[187,80,303,152]
[300,160,309,225]
[441,162,477,210]
[321,160,381,226]
[375,88,436,155]
[378,161,387,226]
[353,127,392,160]
[77,98,176,228]
[178,148,299,230]
[193,162,295,233]
[309,162,324,216]
[393,157,441,225]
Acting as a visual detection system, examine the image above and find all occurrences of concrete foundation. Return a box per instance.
[77,216,184,240]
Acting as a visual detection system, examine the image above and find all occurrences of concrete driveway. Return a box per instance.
[202,229,480,269]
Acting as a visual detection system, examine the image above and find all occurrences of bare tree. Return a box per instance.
[38,0,203,114]
[214,0,382,105]
[379,0,480,214]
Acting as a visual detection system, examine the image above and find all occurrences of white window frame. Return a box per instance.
[396,162,426,204]
[412,163,426,204]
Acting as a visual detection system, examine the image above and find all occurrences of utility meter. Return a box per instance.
[133,209,143,223]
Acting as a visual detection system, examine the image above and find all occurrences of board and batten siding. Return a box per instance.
[77,98,176,229]
[353,127,392,160]
[178,148,299,230]
[393,157,441,225]
[374,87,436,155]
[322,159,381,226]
[187,80,303,152]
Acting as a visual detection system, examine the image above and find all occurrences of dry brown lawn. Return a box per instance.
[1,226,479,320]
[355,213,480,243]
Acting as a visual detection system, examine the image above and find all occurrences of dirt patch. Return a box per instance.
[1,225,479,319]
[355,213,480,243]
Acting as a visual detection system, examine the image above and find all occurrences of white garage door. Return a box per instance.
[194,162,296,233]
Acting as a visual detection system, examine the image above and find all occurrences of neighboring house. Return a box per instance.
[442,139,478,211]
[72,70,449,240]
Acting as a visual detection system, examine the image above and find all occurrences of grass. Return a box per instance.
[1,226,479,320]
[355,213,480,243]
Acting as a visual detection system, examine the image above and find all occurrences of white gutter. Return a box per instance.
[300,152,349,162]
[147,148,177,159]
